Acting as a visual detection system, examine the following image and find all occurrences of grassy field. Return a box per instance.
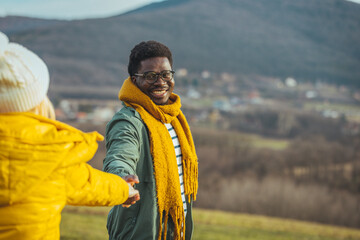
[60,206,360,240]
[192,126,290,151]
[303,102,360,123]
[245,133,289,150]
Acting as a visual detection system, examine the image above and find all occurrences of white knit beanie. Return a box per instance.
[0,31,49,113]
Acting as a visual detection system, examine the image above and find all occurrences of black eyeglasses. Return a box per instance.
[134,70,175,84]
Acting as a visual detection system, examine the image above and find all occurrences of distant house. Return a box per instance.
[247,90,263,104]
[187,88,201,99]
[76,112,88,123]
[92,107,115,123]
[285,77,297,88]
[54,108,66,121]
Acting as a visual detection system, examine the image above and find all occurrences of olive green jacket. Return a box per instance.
[103,105,194,240]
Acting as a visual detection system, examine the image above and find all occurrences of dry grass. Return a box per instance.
[60,206,360,240]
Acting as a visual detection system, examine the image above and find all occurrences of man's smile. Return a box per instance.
[150,88,168,98]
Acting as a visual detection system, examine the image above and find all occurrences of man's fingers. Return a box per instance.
[123,174,140,184]
[128,194,140,202]
[122,192,140,208]
[121,177,140,208]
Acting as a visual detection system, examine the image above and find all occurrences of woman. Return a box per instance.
[0,32,140,240]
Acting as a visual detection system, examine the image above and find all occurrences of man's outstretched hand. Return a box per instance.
[122,175,140,208]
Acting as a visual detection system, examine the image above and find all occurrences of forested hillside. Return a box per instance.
[1,0,360,88]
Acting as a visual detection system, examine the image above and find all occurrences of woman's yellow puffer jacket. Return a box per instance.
[0,113,129,240]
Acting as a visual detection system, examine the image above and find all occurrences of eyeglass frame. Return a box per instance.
[133,70,175,83]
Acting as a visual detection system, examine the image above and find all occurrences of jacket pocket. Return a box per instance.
[107,205,139,240]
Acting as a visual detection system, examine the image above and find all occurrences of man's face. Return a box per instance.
[132,57,174,105]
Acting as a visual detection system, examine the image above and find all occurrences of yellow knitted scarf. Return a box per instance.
[118,77,198,240]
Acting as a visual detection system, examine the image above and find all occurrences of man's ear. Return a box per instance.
[131,76,137,84]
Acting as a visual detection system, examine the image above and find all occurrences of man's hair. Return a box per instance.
[128,40,173,76]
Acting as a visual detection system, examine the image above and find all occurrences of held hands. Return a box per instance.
[122,175,140,208]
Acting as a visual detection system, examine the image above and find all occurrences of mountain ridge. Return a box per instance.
[1,0,359,88]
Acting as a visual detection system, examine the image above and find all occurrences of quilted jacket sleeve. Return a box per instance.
[65,163,129,206]
[103,110,141,178]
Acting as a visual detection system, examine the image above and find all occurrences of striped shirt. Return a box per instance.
[164,123,187,217]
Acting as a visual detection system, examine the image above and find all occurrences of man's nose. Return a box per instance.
[153,75,166,85]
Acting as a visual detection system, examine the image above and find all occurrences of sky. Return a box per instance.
[0,0,166,20]
[0,0,359,20]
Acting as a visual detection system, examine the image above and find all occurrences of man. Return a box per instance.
[103,41,198,240]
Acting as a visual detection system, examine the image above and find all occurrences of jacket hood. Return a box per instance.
[0,112,103,205]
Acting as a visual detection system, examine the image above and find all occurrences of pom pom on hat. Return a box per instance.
[0,31,49,113]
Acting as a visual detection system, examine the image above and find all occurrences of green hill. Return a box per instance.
[60,206,360,240]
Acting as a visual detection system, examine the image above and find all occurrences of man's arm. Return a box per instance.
[103,116,141,178]
[103,115,143,207]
